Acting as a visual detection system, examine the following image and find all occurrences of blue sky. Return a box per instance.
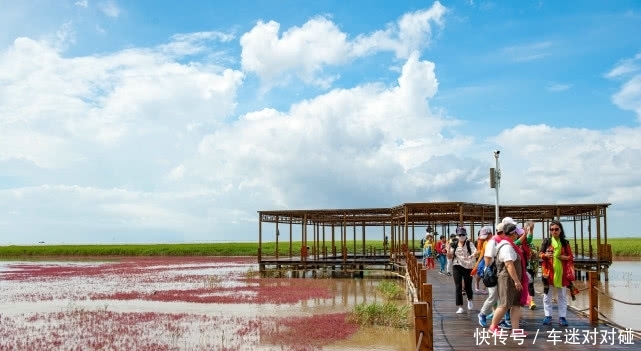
[1,0,640,244]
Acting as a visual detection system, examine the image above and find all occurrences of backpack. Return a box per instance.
[482,243,507,288]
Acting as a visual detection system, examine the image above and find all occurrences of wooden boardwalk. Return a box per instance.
[425,268,638,350]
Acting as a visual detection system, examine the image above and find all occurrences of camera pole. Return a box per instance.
[493,151,501,225]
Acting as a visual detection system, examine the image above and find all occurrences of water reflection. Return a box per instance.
[569,261,641,331]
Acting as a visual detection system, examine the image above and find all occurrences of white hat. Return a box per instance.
[502,217,517,225]
[496,222,505,233]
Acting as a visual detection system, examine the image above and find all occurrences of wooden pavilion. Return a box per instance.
[257,202,612,278]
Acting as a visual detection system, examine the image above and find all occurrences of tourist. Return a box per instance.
[478,222,505,327]
[448,227,477,313]
[435,234,448,274]
[446,233,456,276]
[423,234,435,269]
[471,226,492,295]
[514,220,537,310]
[539,220,574,326]
[488,223,527,334]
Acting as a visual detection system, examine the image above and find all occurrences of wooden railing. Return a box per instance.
[405,249,433,351]
[588,271,641,336]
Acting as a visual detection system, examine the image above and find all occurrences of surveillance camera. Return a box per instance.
[494,150,500,155]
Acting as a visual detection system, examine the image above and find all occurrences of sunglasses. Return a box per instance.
[550,227,560,232]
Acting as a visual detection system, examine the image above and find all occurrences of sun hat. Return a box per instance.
[502,217,516,225]
[455,227,467,236]
[478,226,492,240]
[496,222,505,233]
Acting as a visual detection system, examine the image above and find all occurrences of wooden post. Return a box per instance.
[258,212,262,265]
[362,222,366,256]
[588,271,598,324]
[289,217,293,258]
[422,283,433,350]
[414,302,430,351]
[418,263,424,300]
[275,215,279,260]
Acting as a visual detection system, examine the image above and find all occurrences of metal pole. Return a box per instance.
[494,150,501,225]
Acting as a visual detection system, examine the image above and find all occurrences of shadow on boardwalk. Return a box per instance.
[425,269,637,350]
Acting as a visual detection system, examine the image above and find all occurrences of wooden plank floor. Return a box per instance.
[425,268,637,350]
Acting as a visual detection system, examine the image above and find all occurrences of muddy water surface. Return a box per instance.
[568,261,641,331]
[0,258,414,350]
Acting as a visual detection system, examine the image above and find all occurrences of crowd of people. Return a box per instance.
[420,217,576,335]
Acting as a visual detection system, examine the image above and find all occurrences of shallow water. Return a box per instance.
[568,261,641,331]
[0,258,414,350]
[1,259,637,350]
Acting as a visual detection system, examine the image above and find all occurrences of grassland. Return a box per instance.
[0,238,639,258]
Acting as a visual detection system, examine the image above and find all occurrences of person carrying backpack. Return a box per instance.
[471,226,493,295]
[448,226,477,313]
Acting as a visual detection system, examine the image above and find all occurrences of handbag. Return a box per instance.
[562,245,576,282]
[564,261,576,282]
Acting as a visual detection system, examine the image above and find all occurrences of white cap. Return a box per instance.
[502,217,517,225]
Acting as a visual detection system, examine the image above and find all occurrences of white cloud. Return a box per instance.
[75,0,88,8]
[192,52,470,213]
[501,41,553,62]
[161,31,236,56]
[607,53,641,121]
[492,124,641,207]
[240,1,446,88]
[99,1,121,18]
[167,165,185,181]
[546,83,572,92]
[0,34,243,169]
[605,53,641,78]
[239,17,352,87]
[0,185,219,243]
[2,3,641,245]
[0,28,249,243]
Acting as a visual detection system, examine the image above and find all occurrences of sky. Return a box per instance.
[1,0,641,244]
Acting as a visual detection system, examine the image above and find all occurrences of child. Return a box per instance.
[424,235,435,269]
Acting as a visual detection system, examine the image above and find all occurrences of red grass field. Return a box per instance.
[0,257,360,350]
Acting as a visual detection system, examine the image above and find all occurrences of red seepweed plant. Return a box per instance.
[0,257,363,350]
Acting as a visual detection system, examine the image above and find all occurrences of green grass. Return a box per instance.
[1,238,639,258]
[0,240,391,258]
[0,243,259,258]
[377,280,405,300]
[348,301,411,329]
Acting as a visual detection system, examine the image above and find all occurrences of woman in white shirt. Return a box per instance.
[488,223,525,334]
[448,227,477,313]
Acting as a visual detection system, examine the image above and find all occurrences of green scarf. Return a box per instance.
[551,237,563,287]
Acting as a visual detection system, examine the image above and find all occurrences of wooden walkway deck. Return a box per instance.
[425,268,637,350]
